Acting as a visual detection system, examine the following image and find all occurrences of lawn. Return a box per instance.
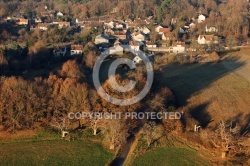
[0,140,113,166]
[132,146,209,166]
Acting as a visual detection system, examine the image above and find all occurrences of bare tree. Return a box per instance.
[211,121,241,159]
[89,115,107,136]
[107,119,128,150]
[50,115,70,137]
[143,121,157,147]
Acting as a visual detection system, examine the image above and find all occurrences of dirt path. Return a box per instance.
[109,136,135,166]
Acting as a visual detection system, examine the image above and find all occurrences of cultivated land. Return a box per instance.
[158,50,250,128]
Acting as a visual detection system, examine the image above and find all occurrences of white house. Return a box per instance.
[171,41,186,53]
[115,22,124,29]
[129,41,140,51]
[189,23,196,29]
[139,27,151,35]
[70,44,83,55]
[132,33,145,42]
[109,45,123,55]
[162,32,175,41]
[205,25,218,33]
[198,14,206,23]
[37,23,48,31]
[133,55,142,65]
[94,34,110,44]
[105,21,115,29]
[158,28,171,35]
[35,17,42,23]
[57,12,64,17]
[146,42,157,48]
[17,19,28,25]
[58,22,70,29]
[198,35,219,45]
[155,25,163,33]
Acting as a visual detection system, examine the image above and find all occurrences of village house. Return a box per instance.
[56,11,64,17]
[133,55,142,66]
[197,14,206,23]
[95,34,110,45]
[113,30,127,40]
[155,25,163,33]
[70,44,83,55]
[16,19,29,25]
[170,41,186,53]
[35,17,42,23]
[139,27,151,35]
[132,32,145,42]
[158,28,171,35]
[105,28,115,36]
[146,42,157,48]
[129,41,141,51]
[132,53,153,68]
[78,23,85,29]
[198,35,219,45]
[37,23,49,31]
[205,25,218,33]
[189,23,196,29]
[109,45,123,55]
[105,21,115,29]
[58,22,70,29]
[162,32,175,41]
[114,21,125,29]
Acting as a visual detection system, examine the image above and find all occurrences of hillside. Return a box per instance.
[159,49,250,128]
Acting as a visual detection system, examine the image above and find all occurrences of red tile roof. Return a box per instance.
[159,28,171,33]
[71,44,83,50]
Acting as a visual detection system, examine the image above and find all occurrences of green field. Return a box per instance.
[132,146,209,166]
[0,140,113,166]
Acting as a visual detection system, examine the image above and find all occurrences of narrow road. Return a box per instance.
[109,136,135,166]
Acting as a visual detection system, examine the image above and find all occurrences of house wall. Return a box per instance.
[155,26,163,33]
[198,15,206,23]
[95,38,109,44]
[71,50,83,55]
[130,45,140,51]
[172,45,185,53]
[146,45,157,48]
[133,35,145,42]
[198,37,206,44]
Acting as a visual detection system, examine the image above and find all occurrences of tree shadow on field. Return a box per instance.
[189,102,213,128]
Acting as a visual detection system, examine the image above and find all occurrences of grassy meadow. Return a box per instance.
[132,146,209,166]
[157,50,250,127]
[0,129,113,166]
